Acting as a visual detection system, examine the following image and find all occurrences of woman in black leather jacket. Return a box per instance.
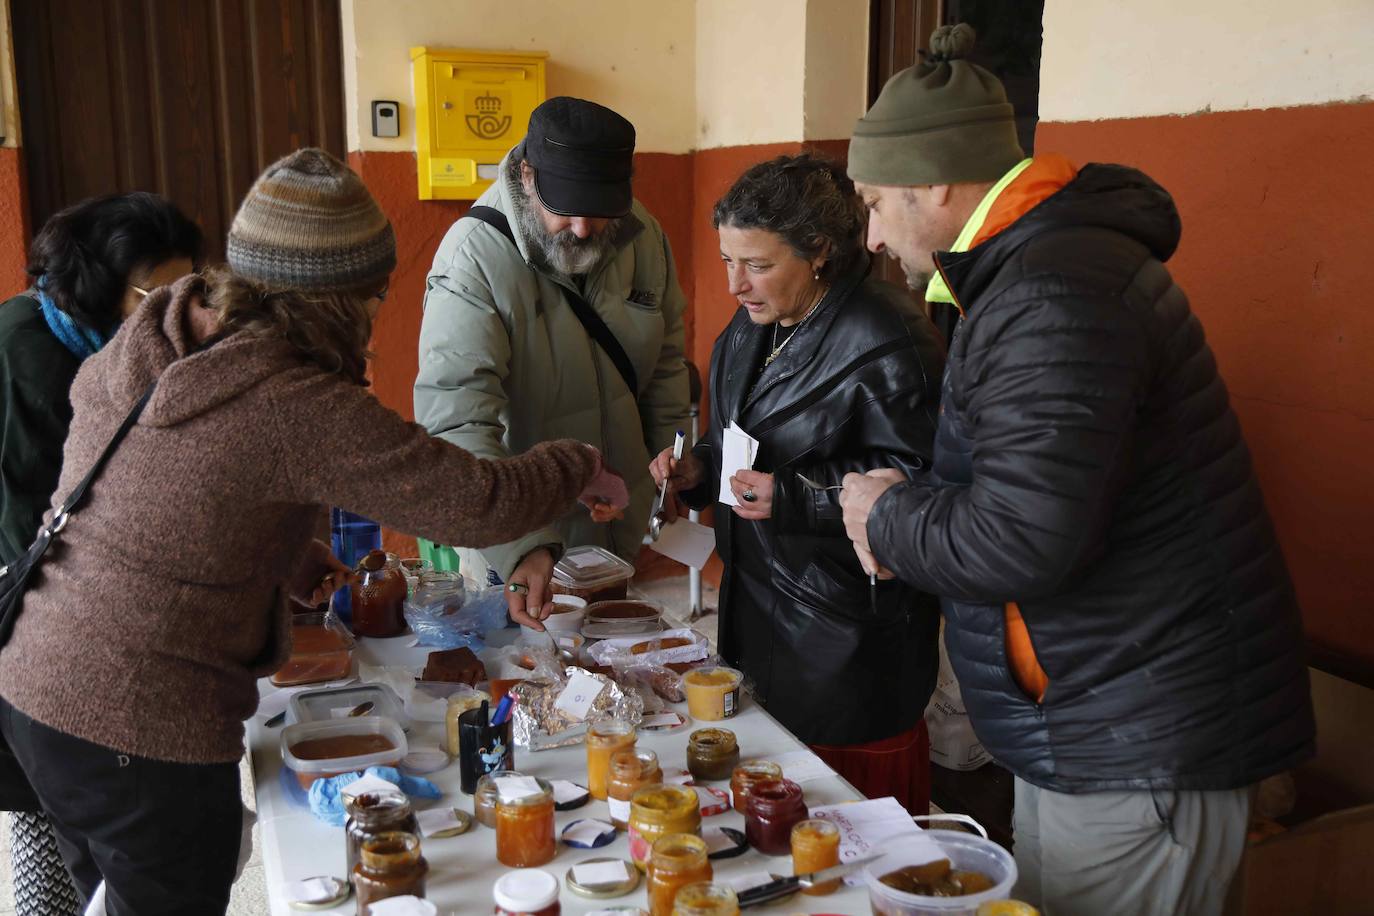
[650,155,945,812]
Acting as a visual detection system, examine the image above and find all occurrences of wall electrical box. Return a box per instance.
[411,47,548,201]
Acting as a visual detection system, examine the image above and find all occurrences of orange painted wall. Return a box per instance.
[0,148,30,293]
[1039,101,1374,674]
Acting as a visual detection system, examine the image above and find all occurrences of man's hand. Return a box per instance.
[505,547,557,630]
[840,468,906,571]
[730,469,774,521]
[649,447,704,523]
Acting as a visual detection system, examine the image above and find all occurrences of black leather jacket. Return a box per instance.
[684,265,945,745]
[869,164,1315,791]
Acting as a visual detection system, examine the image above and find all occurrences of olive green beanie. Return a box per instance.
[849,24,1024,187]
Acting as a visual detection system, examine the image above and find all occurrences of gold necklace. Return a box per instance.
[764,287,828,367]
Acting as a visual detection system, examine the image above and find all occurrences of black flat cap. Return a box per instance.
[520,97,636,218]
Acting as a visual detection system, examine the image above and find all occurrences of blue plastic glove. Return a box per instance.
[306,766,442,826]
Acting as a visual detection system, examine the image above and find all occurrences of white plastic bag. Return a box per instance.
[924,627,991,771]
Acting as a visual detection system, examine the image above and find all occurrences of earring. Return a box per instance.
[813,268,821,280]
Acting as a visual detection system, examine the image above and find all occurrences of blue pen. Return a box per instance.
[490,694,514,727]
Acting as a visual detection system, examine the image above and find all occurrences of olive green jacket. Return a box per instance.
[414,155,690,580]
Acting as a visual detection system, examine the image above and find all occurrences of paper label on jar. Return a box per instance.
[723,686,739,717]
[627,823,653,866]
[553,670,605,721]
[607,796,632,823]
[494,775,543,802]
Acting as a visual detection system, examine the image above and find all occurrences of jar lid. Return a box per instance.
[564,857,641,899]
[493,868,560,909]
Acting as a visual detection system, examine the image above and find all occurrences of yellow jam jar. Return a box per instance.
[791,818,841,895]
[682,667,742,721]
[647,834,713,916]
[671,882,740,916]
[628,784,701,871]
[585,720,637,801]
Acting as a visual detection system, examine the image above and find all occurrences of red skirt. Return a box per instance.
[809,719,930,815]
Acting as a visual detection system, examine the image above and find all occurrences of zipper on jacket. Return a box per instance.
[931,255,966,320]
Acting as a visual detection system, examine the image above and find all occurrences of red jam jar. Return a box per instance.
[744,778,806,856]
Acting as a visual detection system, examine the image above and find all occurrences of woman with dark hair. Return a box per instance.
[0,149,626,915]
[0,191,201,916]
[651,154,945,812]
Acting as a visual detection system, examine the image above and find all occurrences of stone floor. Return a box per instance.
[0,572,713,915]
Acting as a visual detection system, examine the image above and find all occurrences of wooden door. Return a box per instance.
[11,0,346,261]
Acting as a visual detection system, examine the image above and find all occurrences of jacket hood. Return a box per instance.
[941,163,1181,300]
[100,274,300,427]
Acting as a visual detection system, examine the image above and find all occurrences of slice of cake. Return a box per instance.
[422,646,486,685]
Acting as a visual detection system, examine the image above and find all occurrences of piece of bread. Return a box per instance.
[421,646,487,685]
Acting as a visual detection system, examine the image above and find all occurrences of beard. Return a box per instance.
[889,250,931,292]
[506,160,622,276]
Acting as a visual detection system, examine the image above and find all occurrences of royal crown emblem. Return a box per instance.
[466,92,511,140]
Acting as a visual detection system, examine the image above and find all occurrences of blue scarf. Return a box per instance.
[36,280,110,361]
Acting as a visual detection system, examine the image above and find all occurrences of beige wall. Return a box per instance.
[0,0,20,148]
[343,0,868,155]
[1041,0,1374,121]
[342,0,697,153]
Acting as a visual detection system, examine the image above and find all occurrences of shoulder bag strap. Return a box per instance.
[464,206,639,395]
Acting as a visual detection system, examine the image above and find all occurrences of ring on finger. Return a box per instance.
[506,582,529,595]
[742,489,757,503]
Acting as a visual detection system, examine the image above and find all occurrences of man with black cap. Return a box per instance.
[836,24,1314,916]
[416,97,689,627]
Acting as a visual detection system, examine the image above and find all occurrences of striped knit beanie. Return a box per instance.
[227,148,396,293]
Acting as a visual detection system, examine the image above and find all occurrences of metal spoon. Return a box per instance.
[348,701,375,717]
[649,430,686,540]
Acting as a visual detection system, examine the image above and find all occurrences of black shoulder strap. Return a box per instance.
[464,206,639,395]
[49,381,156,533]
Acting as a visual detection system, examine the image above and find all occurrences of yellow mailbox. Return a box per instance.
[411,47,548,200]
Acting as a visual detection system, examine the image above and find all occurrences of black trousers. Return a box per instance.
[0,697,241,916]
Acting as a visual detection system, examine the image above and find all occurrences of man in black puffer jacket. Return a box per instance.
[838,25,1314,916]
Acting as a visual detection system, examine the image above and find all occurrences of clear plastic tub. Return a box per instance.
[270,609,356,687]
[280,717,408,789]
[550,546,635,604]
[287,683,405,727]
[863,824,1017,916]
[581,599,663,638]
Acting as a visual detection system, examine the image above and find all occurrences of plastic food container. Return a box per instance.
[864,829,1017,916]
[581,600,664,639]
[542,594,588,635]
[287,683,405,727]
[270,609,356,687]
[281,717,407,789]
[550,546,635,605]
[683,667,743,721]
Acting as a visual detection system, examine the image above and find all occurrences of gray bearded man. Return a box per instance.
[415,97,690,628]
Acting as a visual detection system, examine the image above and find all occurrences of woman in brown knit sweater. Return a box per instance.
[0,149,626,916]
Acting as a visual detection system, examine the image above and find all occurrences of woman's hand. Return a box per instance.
[650,448,704,523]
[505,547,557,630]
[578,448,630,520]
[730,469,774,520]
[293,547,354,607]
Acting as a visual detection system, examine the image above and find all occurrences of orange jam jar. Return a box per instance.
[686,728,739,782]
[729,761,782,812]
[682,667,742,721]
[608,748,661,829]
[494,776,556,867]
[790,818,841,895]
[648,833,713,916]
[585,720,637,800]
[628,784,701,871]
[671,882,740,915]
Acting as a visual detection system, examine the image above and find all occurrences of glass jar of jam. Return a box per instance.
[344,792,418,882]
[744,778,806,856]
[608,748,661,829]
[585,719,636,800]
[352,830,428,914]
[628,784,701,871]
[790,818,840,895]
[492,867,561,915]
[495,775,557,867]
[685,728,739,782]
[648,834,713,916]
[671,882,740,916]
[729,760,782,812]
[474,768,518,828]
[350,549,408,638]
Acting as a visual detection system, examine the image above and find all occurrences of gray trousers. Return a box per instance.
[1013,777,1250,916]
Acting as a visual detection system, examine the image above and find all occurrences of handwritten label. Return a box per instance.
[553,670,605,720]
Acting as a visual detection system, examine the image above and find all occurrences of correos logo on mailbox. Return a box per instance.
[466,91,512,140]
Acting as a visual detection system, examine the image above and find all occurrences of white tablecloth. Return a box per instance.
[247,629,877,915]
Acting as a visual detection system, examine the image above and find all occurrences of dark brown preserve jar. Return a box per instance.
[353,830,428,913]
[350,550,407,638]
